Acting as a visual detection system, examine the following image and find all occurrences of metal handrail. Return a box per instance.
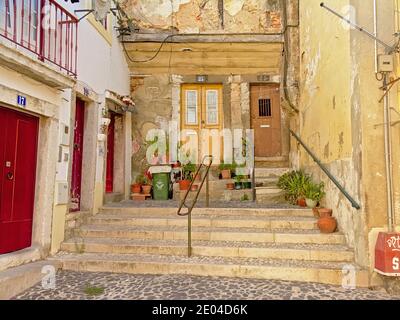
[177,155,213,257]
[289,129,361,210]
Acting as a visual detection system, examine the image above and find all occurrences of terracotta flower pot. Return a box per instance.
[317,216,337,233]
[221,169,231,179]
[179,180,191,191]
[226,183,235,190]
[191,184,199,191]
[131,184,142,194]
[312,207,320,218]
[297,198,307,207]
[318,208,333,218]
[141,185,152,194]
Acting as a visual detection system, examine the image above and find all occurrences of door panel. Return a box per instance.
[0,106,38,254]
[250,84,282,157]
[181,84,223,162]
[70,99,85,212]
[106,112,115,193]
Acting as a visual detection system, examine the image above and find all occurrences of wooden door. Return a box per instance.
[0,106,38,254]
[105,112,115,193]
[181,84,223,163]
[250,84,282,157]
[70,99,85,212]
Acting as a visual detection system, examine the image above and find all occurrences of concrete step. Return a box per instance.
[0,260,61,299]
[255,167,290,179]
[175,188,254,202]
[255,187,285,204]
[104,193,124,204]
[61,238,355,262]
[98,207,313,218]
[78,225,346,244]
[52,252,369,287]
[255,177,279,188]
[90,213,318,230]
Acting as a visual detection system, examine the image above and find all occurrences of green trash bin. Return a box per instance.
[149,166,172,200]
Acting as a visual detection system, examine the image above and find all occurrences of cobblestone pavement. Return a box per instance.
[14,271,400,300]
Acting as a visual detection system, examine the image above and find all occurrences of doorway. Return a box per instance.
[70,98,85,212]
[250,84,282,157]
[105,112,116,193]
[180,84,223,162]
[0,106,39,254]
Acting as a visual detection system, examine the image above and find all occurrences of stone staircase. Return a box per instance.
[254,167,289,204]
[174,167,289,204]
[53,206,369,287]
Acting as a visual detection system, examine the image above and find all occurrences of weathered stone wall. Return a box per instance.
[298,0,400,282]
[122,0,282,33]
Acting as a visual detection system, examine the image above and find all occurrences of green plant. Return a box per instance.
[240,194,250,201]
[182,162,197,181]
[218,161,232,171]
[304,181,325,202]
[277,170,312,205]
[83,285,105,296]
[234,175,244,184]
[135,174,145,185]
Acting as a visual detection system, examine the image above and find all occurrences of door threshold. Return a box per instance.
[255,156,288,162]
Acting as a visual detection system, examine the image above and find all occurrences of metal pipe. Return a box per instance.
[289,129,361,210]
[373,0,378,73]
[383,74,395,231]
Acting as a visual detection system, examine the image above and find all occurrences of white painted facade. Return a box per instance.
[0,0,131,270]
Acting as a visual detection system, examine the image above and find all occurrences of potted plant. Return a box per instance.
[141,170,152,194]
[277,170,312,205]
[234,175,243,190]
[131,174,145,194]
[219,161,232,179]
[226,182,235,190]
[179,162,196,191]
[243,180,252,189]
[304,181,325,208]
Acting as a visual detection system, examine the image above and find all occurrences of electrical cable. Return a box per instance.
[122,33,175,63]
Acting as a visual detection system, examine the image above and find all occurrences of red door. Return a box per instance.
[106,113,115,193]
[70,99,85,212]
[0,106,38,254]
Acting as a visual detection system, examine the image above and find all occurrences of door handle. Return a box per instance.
[6,172,14,180]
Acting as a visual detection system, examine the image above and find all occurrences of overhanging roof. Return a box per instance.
[123,40,283,76]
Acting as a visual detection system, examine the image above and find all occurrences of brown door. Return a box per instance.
[250,84,282,157]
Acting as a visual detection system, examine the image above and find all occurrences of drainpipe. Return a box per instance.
[376,0,395,232]
[383,73,395,232]
[374,0,378,74]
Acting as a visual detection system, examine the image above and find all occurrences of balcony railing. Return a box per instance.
[0,0,78,76]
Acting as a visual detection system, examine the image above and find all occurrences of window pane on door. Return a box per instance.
[186,90,198,125]
[258,99,272,117]
[206,90,218,125]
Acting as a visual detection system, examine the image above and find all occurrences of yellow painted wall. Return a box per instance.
[50,205,67,254]
[299,0,352,165]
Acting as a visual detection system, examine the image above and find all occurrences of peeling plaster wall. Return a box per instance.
[298,0,366,265]
[299,0,400,274]
[124,0,282,33]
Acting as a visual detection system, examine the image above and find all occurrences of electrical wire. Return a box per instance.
[122,33,175,63]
